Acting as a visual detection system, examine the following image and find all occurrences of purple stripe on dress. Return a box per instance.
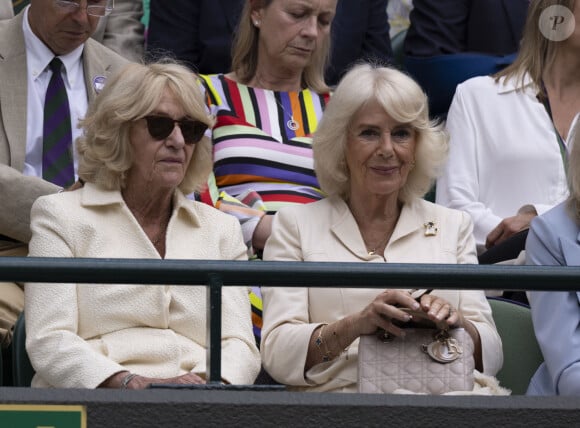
[215,163,319,188]
[214,137,313,156]
[223,182,325,199]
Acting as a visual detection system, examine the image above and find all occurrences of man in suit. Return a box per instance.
[146,0,392,83]
[405,0,529,56]
[326,0,392,85]
[0,0,128,365]
[146,0,243,74]
[0,0,145,62]
[402,0,529,118]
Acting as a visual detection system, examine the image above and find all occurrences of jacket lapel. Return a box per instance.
[329,197,370,260]
[82,39,113,104]
[388,200,427,245]
[328,197,431,259]
[562,236,580,266]
[0,13,28,170]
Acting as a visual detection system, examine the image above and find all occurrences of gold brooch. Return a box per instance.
[423,221,438,236]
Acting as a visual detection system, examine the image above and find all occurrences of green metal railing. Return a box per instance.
[1,257,579,384]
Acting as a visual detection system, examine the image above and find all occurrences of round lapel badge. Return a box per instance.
[92,75,106,94]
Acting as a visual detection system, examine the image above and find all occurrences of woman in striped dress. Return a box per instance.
[200,0,338,345]
[201,0,337,253]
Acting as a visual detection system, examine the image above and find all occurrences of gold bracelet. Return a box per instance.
[314,324,333,362]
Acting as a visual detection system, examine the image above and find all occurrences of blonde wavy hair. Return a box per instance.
[231,0,332,94]
[313,64,448,203]
[494,0,576,92]
[77,61,214,194]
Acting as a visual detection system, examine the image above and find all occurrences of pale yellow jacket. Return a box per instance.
[261,196,502,393]
[25,183,260,388]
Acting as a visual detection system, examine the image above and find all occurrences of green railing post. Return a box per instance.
[207,273,222,384]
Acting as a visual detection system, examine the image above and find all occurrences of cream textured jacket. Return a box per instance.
[261,196,502,392]
[25,183,260,388]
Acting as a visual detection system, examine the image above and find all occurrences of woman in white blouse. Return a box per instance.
[436,0,580,257]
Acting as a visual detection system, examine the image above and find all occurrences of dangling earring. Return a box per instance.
[409,160,416,170]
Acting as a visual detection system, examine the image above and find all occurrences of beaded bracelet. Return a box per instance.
[314,324,333,362]
[121,372,138,389]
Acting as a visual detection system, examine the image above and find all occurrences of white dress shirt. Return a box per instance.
[436,75,573,253]
[22,5,87,180]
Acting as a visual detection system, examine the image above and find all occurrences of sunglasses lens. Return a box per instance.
[145,116,174,140]
[180,121,208,145]
[144,116,208,144]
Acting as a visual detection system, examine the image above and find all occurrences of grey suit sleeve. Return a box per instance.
[0,0,14,20]
[94,0,145,62]
[0,164,59,243]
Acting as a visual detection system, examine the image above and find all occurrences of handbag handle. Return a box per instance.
[397,308,449,331]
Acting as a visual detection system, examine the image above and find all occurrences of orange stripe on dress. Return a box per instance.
[289,92,306,138]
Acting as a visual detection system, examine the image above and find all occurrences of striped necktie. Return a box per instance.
[43,57,74,187]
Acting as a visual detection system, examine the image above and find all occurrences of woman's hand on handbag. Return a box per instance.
[417,293,484,371]
[418,293,463,328]
[354,289,421,338]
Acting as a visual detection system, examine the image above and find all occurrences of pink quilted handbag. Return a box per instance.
[358,313,475,395]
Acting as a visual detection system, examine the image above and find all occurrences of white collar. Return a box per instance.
[22,5,84,86]
[496,73,536,95]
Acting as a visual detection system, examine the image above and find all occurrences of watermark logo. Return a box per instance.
[539,5,576,41]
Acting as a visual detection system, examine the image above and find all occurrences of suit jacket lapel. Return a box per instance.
[82,39,113,104]
[562,235,580,266]
[0,12,28,170]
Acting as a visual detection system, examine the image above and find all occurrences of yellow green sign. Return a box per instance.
[0,404,86,428]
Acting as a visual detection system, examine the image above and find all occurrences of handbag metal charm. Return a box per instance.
[422,330,463,363]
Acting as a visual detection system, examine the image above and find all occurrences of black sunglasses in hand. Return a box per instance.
[144,115,208,145]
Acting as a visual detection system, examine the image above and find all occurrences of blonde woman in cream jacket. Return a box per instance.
[261,64,504,394]
[25,62,260,389]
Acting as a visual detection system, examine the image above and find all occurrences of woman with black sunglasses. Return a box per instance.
[23,62,261,389]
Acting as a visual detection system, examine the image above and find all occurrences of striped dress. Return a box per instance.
[201,74,330,342]
[201,74,331,246]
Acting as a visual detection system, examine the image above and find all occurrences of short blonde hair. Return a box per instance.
[494,0,576,92]
[231,0,332,94]
[313,63,448,203]
[77,61,214,195]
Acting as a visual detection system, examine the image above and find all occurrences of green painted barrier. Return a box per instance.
[0,404,86,428]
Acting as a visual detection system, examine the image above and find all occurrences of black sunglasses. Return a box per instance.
[144,115,208,145]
